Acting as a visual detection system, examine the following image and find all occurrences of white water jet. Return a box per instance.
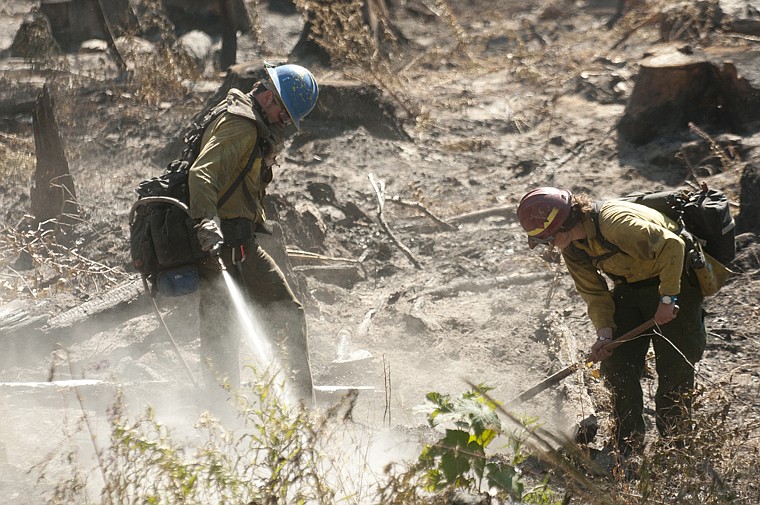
[221,269,273,364]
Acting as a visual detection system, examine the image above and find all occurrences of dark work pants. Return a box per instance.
[600,268,706,451]
[198,240,314,403]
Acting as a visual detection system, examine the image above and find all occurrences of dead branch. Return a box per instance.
[447,205,516,225]
[611,12,662,50]
[368,173,422,269]
[389,195,456,230]
[286,248,362,263]
[688,122,739,173]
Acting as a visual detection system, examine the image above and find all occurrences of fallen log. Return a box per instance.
[0,300,48,334]
[423,271,554,298]
[45,278,145,329]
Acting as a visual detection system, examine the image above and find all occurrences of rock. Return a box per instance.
[179,30,213,68]
[293,264,364,289]
[720,0,760,36]
[114,36,155,56]
[79,38,108,53]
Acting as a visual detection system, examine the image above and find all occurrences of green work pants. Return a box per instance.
[600,267,706,452]
[198,240,314,403]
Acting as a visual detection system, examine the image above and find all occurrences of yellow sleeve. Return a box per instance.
[562,245,617,331]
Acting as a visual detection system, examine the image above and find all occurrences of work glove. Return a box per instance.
[196,216,224,252]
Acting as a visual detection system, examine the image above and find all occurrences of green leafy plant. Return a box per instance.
[421,387,518,495]
[417,386,558,503]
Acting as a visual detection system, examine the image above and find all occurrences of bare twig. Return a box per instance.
[389,196,456,230]
[5,265,37,298]
[368,173,421,269]
[383,354,391,429]
[611,12,662,50]
[61,345,109,487]
[688,122,740,173]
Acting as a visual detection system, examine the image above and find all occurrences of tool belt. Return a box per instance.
[221,218,256,248]
[614,275,660,288]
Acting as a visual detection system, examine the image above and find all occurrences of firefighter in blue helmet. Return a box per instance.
[190,63,319,404]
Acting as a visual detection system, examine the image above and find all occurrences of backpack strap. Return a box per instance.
[217,142,261,208]
[588,201,623,261]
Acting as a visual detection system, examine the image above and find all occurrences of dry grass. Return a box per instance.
[0,133,35,186]
[119,0,199,106]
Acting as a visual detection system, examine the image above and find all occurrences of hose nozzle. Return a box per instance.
[210,244,226,271]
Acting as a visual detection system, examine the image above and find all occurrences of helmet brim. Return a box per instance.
[266,66,300,129]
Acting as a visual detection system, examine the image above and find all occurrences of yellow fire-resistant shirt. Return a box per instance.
[188,89,277,224]
[562,200,686,331]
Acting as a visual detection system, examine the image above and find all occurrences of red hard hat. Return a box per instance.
[517,187,573,249]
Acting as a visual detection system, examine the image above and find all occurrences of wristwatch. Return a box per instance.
[659,294,678,305]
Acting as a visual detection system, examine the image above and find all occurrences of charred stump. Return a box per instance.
[30,85,80,224]
[737,163,760,234]
[39,0,134,72]
[618,44,760,146]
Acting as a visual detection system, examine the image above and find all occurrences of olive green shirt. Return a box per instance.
[188,89,271,223]
[562,200,685,331]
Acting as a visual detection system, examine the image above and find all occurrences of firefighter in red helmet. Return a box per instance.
[517,187,706,468]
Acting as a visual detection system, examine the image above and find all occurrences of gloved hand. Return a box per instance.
[590,327,614,362]
[196,216,224,252]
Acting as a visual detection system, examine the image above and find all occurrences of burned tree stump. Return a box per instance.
[30,85,80,224]
[737,163,760,234]
[618,44,760,145]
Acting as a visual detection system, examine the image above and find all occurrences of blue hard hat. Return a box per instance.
[266,64,319,129]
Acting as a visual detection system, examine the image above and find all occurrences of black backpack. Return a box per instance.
[128,104,262,295]
[590,183,736,265]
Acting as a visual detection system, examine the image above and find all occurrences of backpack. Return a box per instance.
[591,183,735,264]
[128,103,264,296]
[588,183,735,295]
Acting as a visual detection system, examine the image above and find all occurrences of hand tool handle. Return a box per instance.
[508,317,657,407]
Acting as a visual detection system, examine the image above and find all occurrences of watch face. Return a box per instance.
[661,296,672,304]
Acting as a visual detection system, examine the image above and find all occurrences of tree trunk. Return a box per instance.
[219,0,238,70]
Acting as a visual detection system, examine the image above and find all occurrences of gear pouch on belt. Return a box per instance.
[157,265,199,297]
[220,218,255,248]
[689,242,731,297]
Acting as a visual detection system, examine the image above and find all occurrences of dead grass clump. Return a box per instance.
[0,133,35,186]
[634,386,750,504]
[294,0,421,117]
[0,220,128,301]
[120,0,199,105]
